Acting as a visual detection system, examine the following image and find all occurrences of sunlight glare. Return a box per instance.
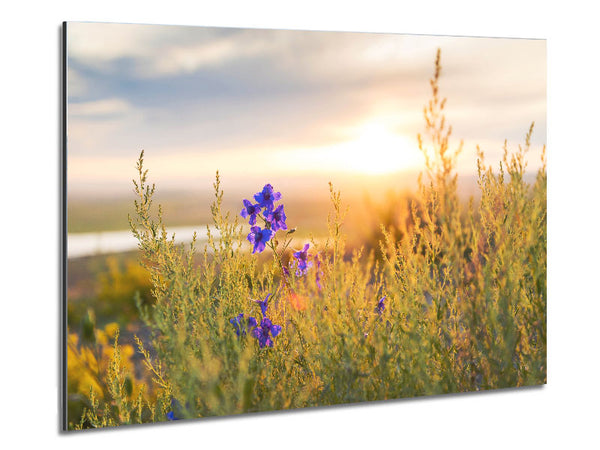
[329,122,422,175]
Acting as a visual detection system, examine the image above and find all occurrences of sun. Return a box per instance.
[308,122,422,175]
[328,122,423,175]
[268,121,423,176]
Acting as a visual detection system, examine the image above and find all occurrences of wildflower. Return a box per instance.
[247,226,274,254]
[375,296,386,314]
[293,243,313,276]
[251,317,282,348]
[315,254,323,290]
[266,204,287,232]
[167,398,183,420]
[240,199,260,225]
[166,411,179,421]
[255,293,271,316]
[229,313,244,336]
[254,184,281,211]
[229,313,258,337]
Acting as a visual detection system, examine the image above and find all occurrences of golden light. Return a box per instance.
[276,121,423,176]
[337,122,422,174]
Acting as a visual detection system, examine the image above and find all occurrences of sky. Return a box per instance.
[66,22,546,197]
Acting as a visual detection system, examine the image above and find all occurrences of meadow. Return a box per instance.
[67,50,546,429]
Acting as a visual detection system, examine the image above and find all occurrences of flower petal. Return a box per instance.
[270,324,282,337]
[262,228,274,241]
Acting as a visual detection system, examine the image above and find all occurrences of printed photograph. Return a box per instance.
[64,22,546,430]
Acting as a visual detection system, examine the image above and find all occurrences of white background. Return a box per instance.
[1,1,598,448]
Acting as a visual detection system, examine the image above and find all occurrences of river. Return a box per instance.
[67,225,218,259]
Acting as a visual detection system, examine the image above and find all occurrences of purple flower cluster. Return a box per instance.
[229,293,282,348]
[241,184,287,254]
[254,184,281,209]
[240,200,260,226]
[314,253,323,290]
[292,243,313,276]
[255,293,271,316]
[247,227,273,254]
[166,399,184,421]
[375,296,386,314]
[251,317,282,348]
[229,313,258,337]
[266,205,287,232]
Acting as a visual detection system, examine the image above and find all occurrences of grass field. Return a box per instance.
[66,50,546,430]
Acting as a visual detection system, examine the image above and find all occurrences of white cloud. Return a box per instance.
[67,22,285,78]
[154,39,238,74]
[67,98,145,157]
[67,67,88,97]
[69,98,132,118]
[68,22,168,63]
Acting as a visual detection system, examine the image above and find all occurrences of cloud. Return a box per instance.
[69,98,133,118]
[68,23,285,78]
[65,23,546,194]
[67,67,88,97]
[67,97,145,157]
[67,22,192,76]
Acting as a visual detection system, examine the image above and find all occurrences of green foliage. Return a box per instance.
[96,256,154,323]
[72,49,546,429]
[71,329,171,429]
[67,320,158,428]
[66,253,154,329]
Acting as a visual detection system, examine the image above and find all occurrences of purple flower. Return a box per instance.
[229,313,258,337]
[251,317,282,348]
[266,204,287,232]
[167,398,183,420]
[240,199,260,225]
[254,184,281,212]
[315,254,323,290]
[376,296,386,314]
[247,226,274,254]
[293,243,313,276]
[255,293,271,316]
